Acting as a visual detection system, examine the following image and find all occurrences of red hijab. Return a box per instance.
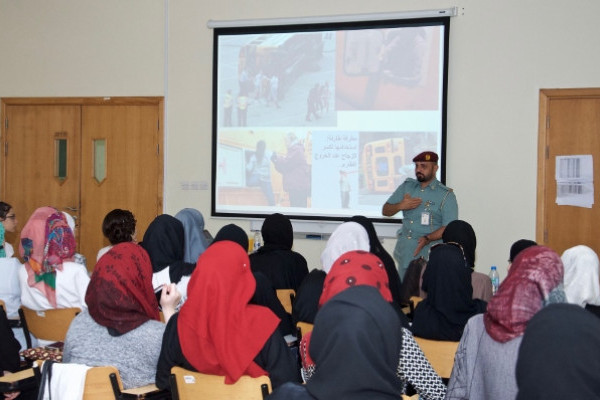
[301,250,392,373]
[483,246,565,342]
[319,250,392,306]
[86,242,160,335]
[177,241,280,384]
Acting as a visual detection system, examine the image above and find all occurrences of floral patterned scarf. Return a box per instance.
[20,207,76,307]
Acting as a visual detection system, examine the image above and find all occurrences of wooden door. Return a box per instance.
[2,104,81,252]
[79,103,163,265]
[1,98,163,270]
[537,89,600,255]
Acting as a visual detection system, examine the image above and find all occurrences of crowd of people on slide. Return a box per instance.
[2,198,600,400]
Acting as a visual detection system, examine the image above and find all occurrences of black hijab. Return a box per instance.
[140,214,195,283]
[516,303,600,399]
[261,213,293,250]
[251,213,308,291]
[212,223,249,251]
[349,216,403,307]
[509,239,537,263]
[411,243,486,340]
[0,306,20,373]
[307,285,403,400]
[442,220,476,269]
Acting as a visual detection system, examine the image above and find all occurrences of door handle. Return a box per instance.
[65,206,79,212]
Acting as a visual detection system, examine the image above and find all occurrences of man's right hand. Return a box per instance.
[399,194,422,210]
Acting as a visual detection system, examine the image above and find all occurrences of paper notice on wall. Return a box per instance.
[555,155,594,208]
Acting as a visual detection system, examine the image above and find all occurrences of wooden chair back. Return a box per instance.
[275,289,295,314]
[82,365,122,400]
[83,365,163,399]
[19,306,80,344]
[410,296,423,308]
[170,366,271,400]
[413,336,459,379]
[296,321,314,340]
[0,364,41,394]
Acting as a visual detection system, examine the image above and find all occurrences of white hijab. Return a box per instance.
[320,222,369,273]
[561,245,600,307]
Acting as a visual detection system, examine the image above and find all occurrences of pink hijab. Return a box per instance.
[483,246,565,342]
[19,207,76,307]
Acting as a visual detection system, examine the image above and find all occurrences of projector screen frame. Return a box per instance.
[210,15,451,230]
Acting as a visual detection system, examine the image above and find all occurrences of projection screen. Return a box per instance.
[211,16,450,227]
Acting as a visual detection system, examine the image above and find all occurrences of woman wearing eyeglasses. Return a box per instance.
[410,242,487,341]
[0,202,18,258]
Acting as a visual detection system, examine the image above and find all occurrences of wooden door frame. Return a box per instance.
[537,88,600,244]
[0,96,164,221]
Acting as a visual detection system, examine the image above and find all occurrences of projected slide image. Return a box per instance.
[310,130,438,214]
[336,26,441,111]
[216,129,312,209]
[217,32,337,128]
[213,19,448,221]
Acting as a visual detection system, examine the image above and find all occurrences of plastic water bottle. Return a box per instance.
[253,230,262,251]
[489,266,500,295]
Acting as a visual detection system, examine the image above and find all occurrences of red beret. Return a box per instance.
[412,151,439,163]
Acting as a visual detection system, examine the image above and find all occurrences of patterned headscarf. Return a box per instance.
[86,242,160,335]
[319,250,392,307]
[19,207,76,307]
[483,246,565,343]
[561,245,600,307]
[301,251,392,377]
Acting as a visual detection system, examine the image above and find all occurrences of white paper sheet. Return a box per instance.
[555,155,594,208]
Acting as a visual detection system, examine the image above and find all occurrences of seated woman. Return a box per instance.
[516,303,600,399]
[442,220,493,301]
[1,304,28,400]
[399,257,427,302]
[268,285,405,400]
[446,245,565,400]
[0,201,25,347]
[96,208,137,261]
[411,243,487,341]
[212,224,294,336]
[299,251,445,399]
[0,201,18,257]
[561,245,600,318]
[349,216,403,310]
[508,239,537,268]
[249,213,308,291]
[63,242,180,389]
[292,221,370,324]
[174,208,210,264]
[141,214,195,301]
[18,207,89,311]
[155,240,300,390]
[0,305,21,375]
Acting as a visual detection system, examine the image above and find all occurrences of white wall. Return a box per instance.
[2,0,600,281]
